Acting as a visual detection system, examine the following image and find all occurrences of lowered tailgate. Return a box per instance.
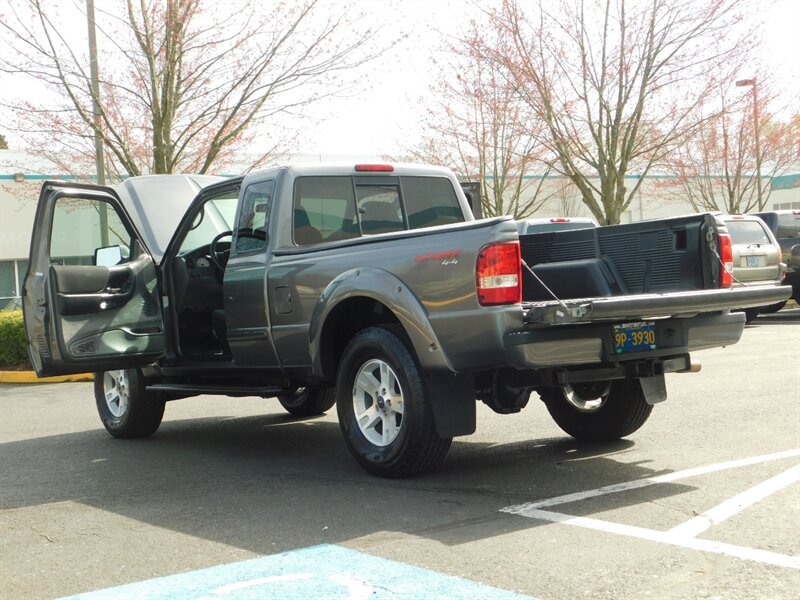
[524,285,792,325]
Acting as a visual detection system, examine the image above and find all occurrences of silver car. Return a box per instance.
[716,214,784,321]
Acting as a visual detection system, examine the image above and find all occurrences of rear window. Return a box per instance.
[356,181,404,235]
[776,214,799,239]
[293,175,464,245]
[293,177,360,245]
[725,220,771,245]
[523,221,596,234]
[402,177,464,229]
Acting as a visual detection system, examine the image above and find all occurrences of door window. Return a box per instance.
[50,197,132,265]
[233,180,274,254]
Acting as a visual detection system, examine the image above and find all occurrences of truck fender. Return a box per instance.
[309,267,453,377]
[309,268,476,438]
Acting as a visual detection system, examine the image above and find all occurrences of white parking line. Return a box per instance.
[501,450,800,570]
[667,465,800,539]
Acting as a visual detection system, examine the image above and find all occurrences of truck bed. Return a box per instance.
[520,214,719,302]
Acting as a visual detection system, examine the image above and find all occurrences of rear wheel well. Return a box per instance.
[319,297,402,382]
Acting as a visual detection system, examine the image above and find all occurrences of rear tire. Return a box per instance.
[758,300,787,314]
[336,326,451,478]
[540,379,653,441]
[94,369,165,438]
[277,386,336,416]
[743,308,760,323]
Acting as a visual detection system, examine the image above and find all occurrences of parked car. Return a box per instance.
[516,216,598,235]
[753,209,800,308]
[715,214,784,321]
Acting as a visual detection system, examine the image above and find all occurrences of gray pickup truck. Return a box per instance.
[23,164,790,477]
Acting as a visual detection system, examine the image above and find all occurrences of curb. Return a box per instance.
[0,371,94,384]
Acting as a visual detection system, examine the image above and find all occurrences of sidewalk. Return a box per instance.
[0,371,93,383]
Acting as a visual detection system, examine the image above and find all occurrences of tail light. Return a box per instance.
[778,245,786,281]
[718,232,733,288]
[477,242,521,305]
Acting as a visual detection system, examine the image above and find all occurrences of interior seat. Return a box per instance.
[294,206,323,245]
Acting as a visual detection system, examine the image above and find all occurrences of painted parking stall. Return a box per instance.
[60,545,536,600]
[501,449,800,570]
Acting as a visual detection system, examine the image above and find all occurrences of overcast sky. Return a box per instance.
[298,0,800,159]
[2,0,798,162]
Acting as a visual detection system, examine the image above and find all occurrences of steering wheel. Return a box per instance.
[209,230,233,272]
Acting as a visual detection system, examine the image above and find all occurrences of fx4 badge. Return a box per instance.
[415,249,461,265]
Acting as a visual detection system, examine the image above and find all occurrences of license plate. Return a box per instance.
[745,255,761,267]
[613,321,657,354]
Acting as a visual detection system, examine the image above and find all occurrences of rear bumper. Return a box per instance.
[505,311,745,369]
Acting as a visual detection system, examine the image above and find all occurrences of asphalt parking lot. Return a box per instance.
[1,308,798,599]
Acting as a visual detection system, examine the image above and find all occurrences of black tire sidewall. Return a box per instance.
[542,378,652,441]
[336,327,425,473]
[277,386,336,416]
[94,369,164,438]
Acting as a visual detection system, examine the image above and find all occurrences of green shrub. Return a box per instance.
[0,310,31,369]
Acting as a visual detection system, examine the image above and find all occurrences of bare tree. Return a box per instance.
[480,0,756,224]
[0,0,379,179]
[403,21,553,219]
[665,78,800,214]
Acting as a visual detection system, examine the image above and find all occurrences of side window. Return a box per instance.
[776,215,799,239]
[293,177,359,245]
[356,183,404,235]
[401,177,465,230]
[234,180,274,254]
[50,197,132,266]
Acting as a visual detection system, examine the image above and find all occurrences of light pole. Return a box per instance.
[735,78,763,210]
[86,0,107,245]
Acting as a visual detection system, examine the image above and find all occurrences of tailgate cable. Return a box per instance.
[521,259,569,309]
[709,238,749,287]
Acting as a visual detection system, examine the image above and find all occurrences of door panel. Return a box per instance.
[23,182,165,376]
[224,179,280,367]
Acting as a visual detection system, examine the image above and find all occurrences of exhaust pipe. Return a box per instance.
[679,358,702,373]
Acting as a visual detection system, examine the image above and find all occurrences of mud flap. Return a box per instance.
[640,373,667,405]
[425,371,476,438]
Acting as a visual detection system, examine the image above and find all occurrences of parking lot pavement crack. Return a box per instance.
[649,498,699,520]
[30,525,55,543]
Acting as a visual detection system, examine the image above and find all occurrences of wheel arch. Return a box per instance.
[309,267,454,383]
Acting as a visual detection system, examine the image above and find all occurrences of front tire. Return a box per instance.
[540,379,653,441]
[336,326,451,478]
[277,386,336,416]
[94,369,165,438]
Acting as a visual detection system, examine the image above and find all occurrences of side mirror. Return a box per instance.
[94,245,123,267]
